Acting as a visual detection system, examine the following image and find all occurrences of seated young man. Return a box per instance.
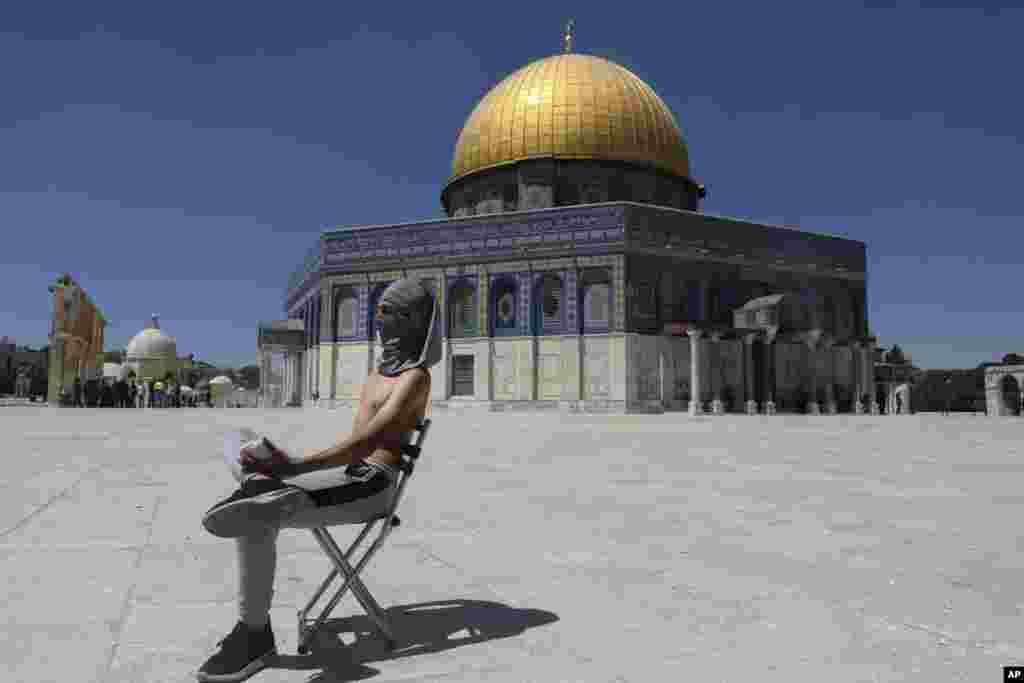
[196,278,439,683]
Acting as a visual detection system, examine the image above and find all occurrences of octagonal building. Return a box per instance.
[267,45,880,415]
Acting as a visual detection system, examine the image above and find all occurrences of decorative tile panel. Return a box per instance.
[489,273,521,338]
[356,285,369,341]
[319,285,332,343]
[613,255,626,332]
[487,261,530,274]
[320,205,625,271]
[477,271,489,337]
[565,268,578,334]
[445,264,480,275]
[517,272,531,336]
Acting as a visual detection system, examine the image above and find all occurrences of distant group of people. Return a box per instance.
[64,376,207,408]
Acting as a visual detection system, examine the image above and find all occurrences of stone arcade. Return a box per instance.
[985,363,1024,417]
[268,45,881,414]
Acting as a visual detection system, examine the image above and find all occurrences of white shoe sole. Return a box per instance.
[202,488,309,538]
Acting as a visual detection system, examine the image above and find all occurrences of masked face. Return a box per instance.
[374,279,440,377]
[374,301,406,344]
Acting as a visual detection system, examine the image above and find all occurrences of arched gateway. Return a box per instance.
[985,364,1024,417]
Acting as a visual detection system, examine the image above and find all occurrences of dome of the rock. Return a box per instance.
[447,53,690,186]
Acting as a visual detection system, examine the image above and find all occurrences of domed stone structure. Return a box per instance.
[126,317,177,361]
[124,316,192,382]
[442,53,704,217]
[276,33,878,415]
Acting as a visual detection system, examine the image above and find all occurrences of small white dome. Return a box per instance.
[126,316,177,360]
[210,375,233,385]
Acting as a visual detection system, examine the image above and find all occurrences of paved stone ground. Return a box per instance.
[3,407,1024,682]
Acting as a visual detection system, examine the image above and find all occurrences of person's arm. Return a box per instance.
[299,369,427,471]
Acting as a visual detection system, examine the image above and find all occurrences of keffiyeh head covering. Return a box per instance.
[375,278,441,377]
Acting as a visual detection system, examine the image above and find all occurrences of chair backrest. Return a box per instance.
[386,418,431,521]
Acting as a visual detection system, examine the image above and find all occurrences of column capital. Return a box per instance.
[710,332,723,342]
[743,332,759,345]
[686,328,703,339]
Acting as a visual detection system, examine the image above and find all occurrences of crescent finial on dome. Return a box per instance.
[563,19,575,54]
[151,314,160,330]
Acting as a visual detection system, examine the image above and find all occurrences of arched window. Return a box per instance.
[448,281,478,338]
[492,279,518,337]
[333,286,358,340]
[533,274,564,335]
[580,269,611,332]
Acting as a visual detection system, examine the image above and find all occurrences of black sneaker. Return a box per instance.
[202,477,310,538]
[196,620,276,682]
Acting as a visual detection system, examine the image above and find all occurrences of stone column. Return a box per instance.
[763,335,776,415]
[866,342,879,414]
[744,334,758,415]
[280,353,288,405]
[807,338,821,415]
[688,328,703,416]
[321,284,335,406]
[259,350,271,408]
[283,351,293,406]
[851,342,864,414]
[659,335,676,411]
[824,341,837,415]
[710,332,725,415]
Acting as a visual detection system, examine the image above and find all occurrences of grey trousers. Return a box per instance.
[236,463,397,627]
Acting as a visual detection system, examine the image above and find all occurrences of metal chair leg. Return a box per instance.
[297,524,396,653]
[296,522,376,632]
[317,527,396,644]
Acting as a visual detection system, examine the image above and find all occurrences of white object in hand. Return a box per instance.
[223,428,278,482]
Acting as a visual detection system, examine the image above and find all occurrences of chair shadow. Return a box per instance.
[273,598,559,682]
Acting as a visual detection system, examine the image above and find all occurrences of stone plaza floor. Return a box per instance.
[2,406,1024,682]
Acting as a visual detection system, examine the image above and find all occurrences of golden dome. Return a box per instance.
[449,53,690,185]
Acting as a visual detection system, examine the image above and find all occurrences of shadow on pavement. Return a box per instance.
[273,598,559,681]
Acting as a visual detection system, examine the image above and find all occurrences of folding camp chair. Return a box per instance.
[296,418,431,654]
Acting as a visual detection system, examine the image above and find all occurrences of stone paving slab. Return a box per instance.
[2,407,1024,681]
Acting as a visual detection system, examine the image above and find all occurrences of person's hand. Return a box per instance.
[239,439,297,479]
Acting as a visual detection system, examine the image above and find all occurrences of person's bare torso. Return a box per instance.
[353,368,431,469]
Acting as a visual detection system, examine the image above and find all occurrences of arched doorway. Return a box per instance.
[1001,375,1022,416]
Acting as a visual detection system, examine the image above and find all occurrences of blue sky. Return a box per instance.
[1,1,1021,369]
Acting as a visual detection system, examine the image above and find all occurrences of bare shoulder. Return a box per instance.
[394,367,430,398]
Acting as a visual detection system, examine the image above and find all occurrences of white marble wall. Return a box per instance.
[630,334,661,403]
[315,333,864,414]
